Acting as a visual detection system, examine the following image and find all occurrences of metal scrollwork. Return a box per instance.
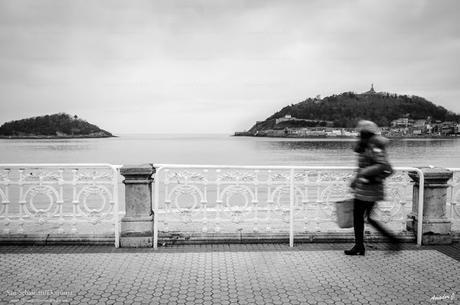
[22,185,60,217]
[0,165,117,235]
[169,170,206,184]
[218,170,256,183]
[168,184,203,210]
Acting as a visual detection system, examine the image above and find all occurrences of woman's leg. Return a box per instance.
[365,202,399,244]
[353,198,367,249]
[345,199,368,255]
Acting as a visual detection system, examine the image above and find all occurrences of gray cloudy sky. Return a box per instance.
[0,0,459,134]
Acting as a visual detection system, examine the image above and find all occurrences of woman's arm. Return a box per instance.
[359,147,388,179]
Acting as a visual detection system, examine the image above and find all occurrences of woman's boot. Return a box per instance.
[344,245,365,256]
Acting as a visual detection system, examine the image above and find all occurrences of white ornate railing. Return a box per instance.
[0,164,121,247]
[1,163,433,248]
[448,168,460,231]
[152,164,425,248]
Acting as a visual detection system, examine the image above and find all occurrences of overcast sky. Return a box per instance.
[0,0,459,134]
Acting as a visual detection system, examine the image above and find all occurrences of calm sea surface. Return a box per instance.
[1,134,460,168]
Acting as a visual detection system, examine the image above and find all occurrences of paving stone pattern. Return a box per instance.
[0,245,459,305]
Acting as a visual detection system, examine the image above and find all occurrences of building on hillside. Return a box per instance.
[275,115,293,124]
[305,130,327,136]
[391,117,415,128]
[413,119,427,128]
[343,130,359,137]
[412,129,423,135]
[275,115,333,127]
[411,119,428,135]
[440,122,458,135]
[362,84,376,95]
[361,84,392,97]
[326,129,342,137]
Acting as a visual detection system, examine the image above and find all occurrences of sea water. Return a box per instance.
[1,134,460,168]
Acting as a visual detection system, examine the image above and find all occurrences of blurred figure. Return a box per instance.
[345,120,399,256]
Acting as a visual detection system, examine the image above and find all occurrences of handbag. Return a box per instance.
[335,199,354,228]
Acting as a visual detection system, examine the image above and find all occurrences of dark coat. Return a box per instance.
[351,135,391,202]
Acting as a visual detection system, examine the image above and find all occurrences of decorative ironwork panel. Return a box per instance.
[153,166,416,235]
[0,165,119,236]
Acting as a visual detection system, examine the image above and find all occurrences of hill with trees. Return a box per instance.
[247,89,459,133]
[0,113,114,138]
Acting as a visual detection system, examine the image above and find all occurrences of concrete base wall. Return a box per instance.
[1,231,458,246]
[0,234,115,245]
[156,231,417,246]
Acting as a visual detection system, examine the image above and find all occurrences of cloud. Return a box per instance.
[1,0,460,133]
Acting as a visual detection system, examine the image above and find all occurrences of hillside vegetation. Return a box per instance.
[0,113,114,138]
[249,91,459,132]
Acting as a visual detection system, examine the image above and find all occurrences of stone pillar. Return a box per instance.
[120,164,155,247]
[408,167,453,245]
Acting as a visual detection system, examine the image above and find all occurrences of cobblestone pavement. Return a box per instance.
[1,243,459,305]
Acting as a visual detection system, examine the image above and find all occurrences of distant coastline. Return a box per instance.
[233,132,459,139]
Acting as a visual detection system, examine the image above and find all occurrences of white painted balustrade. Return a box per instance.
[3,163,460,248]
[152,165,426,248]
[0,164,120,246]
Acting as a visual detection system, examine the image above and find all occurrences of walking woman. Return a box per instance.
[345,120,400,256]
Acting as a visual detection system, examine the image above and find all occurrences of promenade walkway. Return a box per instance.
[1,243,459,305]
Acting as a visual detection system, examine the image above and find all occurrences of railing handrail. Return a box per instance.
[153,163,424,171]
[153,164,357,170]
[0,163,122,169]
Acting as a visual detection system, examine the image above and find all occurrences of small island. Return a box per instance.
[0,113,114,139]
